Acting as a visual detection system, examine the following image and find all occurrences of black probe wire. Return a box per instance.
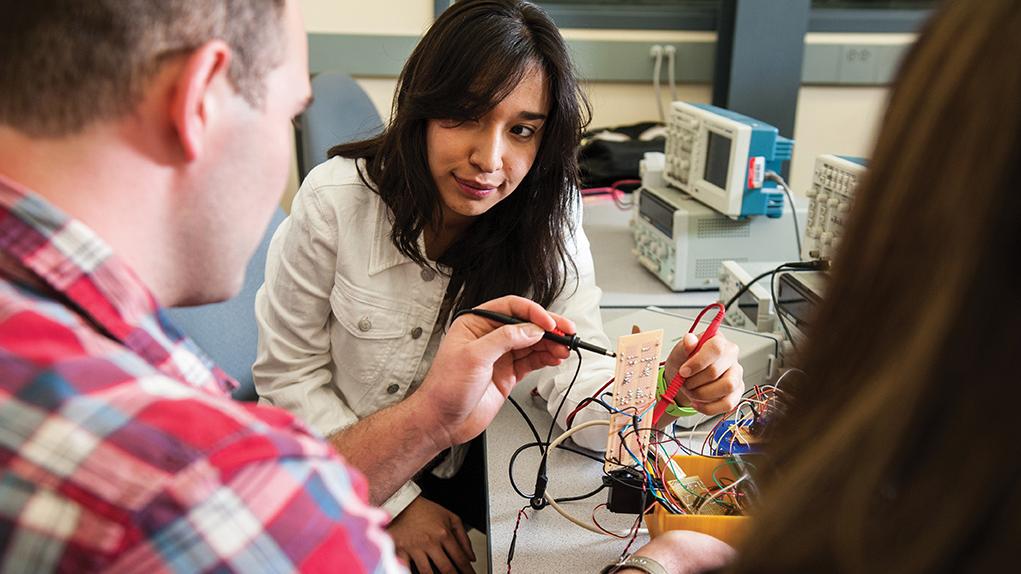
[507,441,606,500]
[773,270,797,352]
[723,260,829,312]
[530,347,583,508]
[507,346,582,574]
[457,307,636,571]
[451,306,591,506]
[507,396,542,447]
[723,268,781,311]
[771,265,829,354]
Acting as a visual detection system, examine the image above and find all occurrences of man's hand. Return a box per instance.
[416,295,574,449]
[389,497,475,574]
[665,331,743,416]
[622,531,736,574]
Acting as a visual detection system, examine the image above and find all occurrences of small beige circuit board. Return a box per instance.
[667,476,706,512]
[604,329,664,472]
[666,476,735,516]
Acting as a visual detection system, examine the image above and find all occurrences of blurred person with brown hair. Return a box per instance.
[614,0,1021,572]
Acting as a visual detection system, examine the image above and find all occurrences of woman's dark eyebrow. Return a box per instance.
[518,111,547,121]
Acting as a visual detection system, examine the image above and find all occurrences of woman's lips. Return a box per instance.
[454,175,498,199]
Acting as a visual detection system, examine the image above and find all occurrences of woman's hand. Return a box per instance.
[389,496,475,574]
[624,530,736,574]
[665,331,743,416]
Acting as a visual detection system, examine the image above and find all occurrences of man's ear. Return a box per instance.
[168,41,233,162]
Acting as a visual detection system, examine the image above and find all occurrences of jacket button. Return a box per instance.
[358,317,372,332]
[420,268,436,282]
[386,384,400,394]
[411,326,424,339]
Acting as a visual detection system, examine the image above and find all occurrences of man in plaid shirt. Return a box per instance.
[0,1,575,571]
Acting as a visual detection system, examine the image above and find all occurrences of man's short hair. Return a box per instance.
[0,0,287,137]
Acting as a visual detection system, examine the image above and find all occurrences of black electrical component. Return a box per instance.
[603,468,651,514]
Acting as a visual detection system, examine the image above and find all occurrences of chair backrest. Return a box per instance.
[165,208,287,401]
[297,71,384,181]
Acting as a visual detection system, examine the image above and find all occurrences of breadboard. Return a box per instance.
[604,329,664,472]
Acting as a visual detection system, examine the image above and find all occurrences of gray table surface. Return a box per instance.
[485,372,648,574]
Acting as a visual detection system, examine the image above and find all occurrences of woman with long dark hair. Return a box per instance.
[254,1,743,571]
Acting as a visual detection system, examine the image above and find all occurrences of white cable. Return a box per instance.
[684,413,713,455]
[543,419,645,537]
[665,45,678,102]
[772,367,806,390]
[765,170,803,259]
[651,45,665,123]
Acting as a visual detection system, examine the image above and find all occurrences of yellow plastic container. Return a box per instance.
[644,455,750,546]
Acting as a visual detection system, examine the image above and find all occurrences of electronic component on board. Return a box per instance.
[603,468,649,514]
[667,476,707,513]
[604,329,664,472]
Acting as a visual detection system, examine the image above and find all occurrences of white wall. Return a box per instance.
[301,0,433,35]
[296,0,906,195]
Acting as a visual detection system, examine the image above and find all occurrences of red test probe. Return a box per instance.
[651,302,726,425]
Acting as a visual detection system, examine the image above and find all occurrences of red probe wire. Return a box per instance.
[651,302,726,425]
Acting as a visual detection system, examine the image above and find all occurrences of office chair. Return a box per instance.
[165,208,286,401]
[296,71,384,181]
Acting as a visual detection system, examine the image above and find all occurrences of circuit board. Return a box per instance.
[604,329,664,472]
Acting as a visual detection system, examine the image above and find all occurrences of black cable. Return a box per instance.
[507,443,538,499]
[451,307,590,509]
[770,263,830,354]
[508,441,605,499]
[558,483,607,503]
[772,270,796,352]
[547,348,583,446]
[507,396,543,447]
[723,268,777,312]
[765,171,803,260]
[723,260,828,311]
[566,395,634,429]
[531,348,583,509]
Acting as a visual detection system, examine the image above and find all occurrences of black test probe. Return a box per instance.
[460,308,617,357]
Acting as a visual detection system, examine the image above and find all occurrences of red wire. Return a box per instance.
[620,503,652,557]
[506,506,529,574]
[652,303,726,425]
[591,504,631,539]
[580,179,642,207]
[656,453,684,511]
[580,179,641,195]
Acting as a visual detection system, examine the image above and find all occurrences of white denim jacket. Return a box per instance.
[253,157,616,517]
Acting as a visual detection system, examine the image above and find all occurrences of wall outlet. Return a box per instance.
[839,44,878,84]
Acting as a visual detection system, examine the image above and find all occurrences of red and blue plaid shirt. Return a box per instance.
[0,174,404,573]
